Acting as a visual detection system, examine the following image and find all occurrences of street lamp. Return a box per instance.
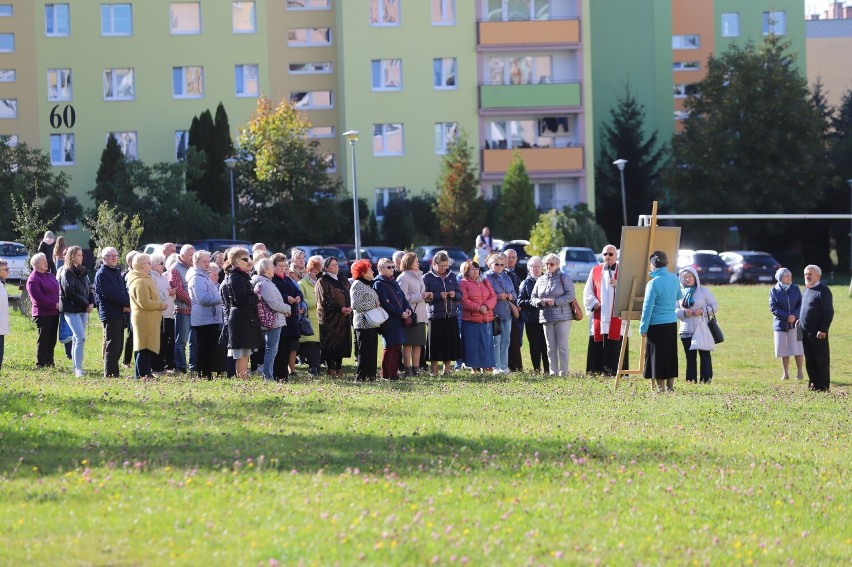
[224,157,238,240]
[613,158,628,226]
[342,130,362,260]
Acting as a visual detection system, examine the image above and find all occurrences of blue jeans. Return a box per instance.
[262,327,282,380]
[492,317,512,371]
[64,312,88,373]
[135,348,154,378]
[174,313,191,371]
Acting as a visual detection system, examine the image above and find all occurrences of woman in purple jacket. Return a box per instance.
[26,253,61,367]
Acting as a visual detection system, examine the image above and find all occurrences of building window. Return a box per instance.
[487,117,573,149]
[173,66,203,98]
[0,98,16,119]
[488,55,551,85]
[0,69,15,82]
[45,4,70,36]
[486,0,550,22]
[673,83,699,98]
[170,3,201,34]
[3,134,18,147]
[308,126,335,138]
[432,0,454,25]
[0,5,13,16]
[433,58,457,89]
[672,61,700,71]
[370,0,400,26]
[235,64,259,96]
[287,0,330,9]
[373,123,404,156]
[101,4,132,36]
[232,2,255,33]
[375,187,405,219]
[763,11,786,35]
[674,110,689,121]
[371,59,402,91]
[434,122,458,154]
[175,130,188,161]
[289,62,333,74]
[290,90,333,109]
[108,131,137,159]
[721,12,739,37]
[672,35,700,49]
[48,69,72,101]
[0,33,13,52]
[287,28,331,46]
[536,183,554,210]
[50,133,75,165]
[103,68,135,100]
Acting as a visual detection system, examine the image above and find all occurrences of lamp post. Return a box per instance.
[342,130,362,260]
[224,157,238,240]
[613,158,628,226]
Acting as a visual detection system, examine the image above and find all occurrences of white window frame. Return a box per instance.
[103,68,135,101]
[45,4,70,37]
[433,57,457,90]
[0,33,13,53]
[308,126,335,138]
[101,4,132,36]
[673,61,700,71]
[370,0,400,27]
[432,0,454,25]
[290,90,333,110]
[0,69,16,82]
[232,1,256,33]
[47,69,72,101]
[234,64,259,97]
[50,133,75,165]
[107,131,138,159]
[486,0,550,22]
[287,27,332,46]
[287,0,331,10]
[170,2,201,35]
[173,66,204,98]
[371,59,402,91]
[289,62,333,74]
[0,98,16,119]
[672,35,700,50]
[721,12,739,38]
[434,122,458,155]
[373,123,404,156]
[487,118,570,149]
[374,187,405,220]
[763,11,786,36]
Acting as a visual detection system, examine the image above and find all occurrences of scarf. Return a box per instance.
[682,285,697,308]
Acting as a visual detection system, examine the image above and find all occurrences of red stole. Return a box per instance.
[591,264,622,342]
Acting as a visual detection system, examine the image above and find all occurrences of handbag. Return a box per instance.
[690,316,715,351]
[492,317,502,336]
[363,306,389,328]
[255,290,278,330]
[59,315,73,344]
[402,312,417,327]
[570,298,584,321]
[299,314,314,336]
[706,306,723,344]
[509,302,520,319]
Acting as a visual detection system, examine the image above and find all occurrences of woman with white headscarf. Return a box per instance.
[769,267,804,380]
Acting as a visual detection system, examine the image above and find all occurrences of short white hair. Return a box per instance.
[392,250,405,263]
[192,250,210,266]
[101,246,118,259]
[528,255,543,267]
[30,252,47,269]
[255,257,274,274]
[543,253,560,267]
[804,264,822,277]
[132,253,151,269]
[180,244,195,256]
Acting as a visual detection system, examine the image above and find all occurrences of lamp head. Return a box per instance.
[342,130,360,144]
[224,157,238,169]
[613,159,627,171]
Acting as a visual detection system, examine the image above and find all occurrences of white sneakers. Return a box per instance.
[74,369,84,378]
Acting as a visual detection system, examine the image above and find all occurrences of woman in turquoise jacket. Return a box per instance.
[639,251,682,391]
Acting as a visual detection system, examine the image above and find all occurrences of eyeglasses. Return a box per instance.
[546,262,557,266]
[104,254,118,259]
[603,253,615,257]
[493,263,505,267]
[239,257,251,263]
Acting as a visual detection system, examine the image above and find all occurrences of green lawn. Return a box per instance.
[1,284,849,565]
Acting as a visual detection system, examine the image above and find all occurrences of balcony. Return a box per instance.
[482,146,584,176]
[480,81,581,110]
[478,19,580,47]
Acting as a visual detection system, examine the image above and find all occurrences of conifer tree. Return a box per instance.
[497,151,538,240]
[434,130,484,248]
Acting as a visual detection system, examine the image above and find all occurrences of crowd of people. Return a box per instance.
[0,230,834,391]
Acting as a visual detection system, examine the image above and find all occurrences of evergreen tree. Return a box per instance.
[497,151,538,240]
[90,134,133,210]
[829,89,852,272]
[562,203,609,251]
[595,84,666,244]
[434,130,484,248]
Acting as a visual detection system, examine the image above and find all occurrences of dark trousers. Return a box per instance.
[681,337,713,382]
[102,318,125,377]
[355,328,379,380]
[274,336,300,380]
[35,315,59,367]
[587,336,627,376]
[250,347,264,372]
[525,321,549,373]
[382,345,401,378]
[299,342,321,372]
[134,349,155,378]
[123,325,134,365]
[326,356,343,372]
[194,324,220,378]
[508,318,524,371]
[0,334,4,372]
[802,336,830,391]
[152,318,175,371]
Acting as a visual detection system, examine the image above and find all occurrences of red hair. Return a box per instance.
[351,259,373,280]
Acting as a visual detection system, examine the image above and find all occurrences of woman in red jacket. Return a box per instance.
[458,260,497,374]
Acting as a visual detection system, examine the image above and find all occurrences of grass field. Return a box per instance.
[1,283,849,565]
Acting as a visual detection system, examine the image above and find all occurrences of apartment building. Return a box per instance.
[806,16,852,109]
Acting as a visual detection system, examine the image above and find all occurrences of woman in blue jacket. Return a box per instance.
[373,258,412,380]
[769,267,804,380]
[639,251,682,391]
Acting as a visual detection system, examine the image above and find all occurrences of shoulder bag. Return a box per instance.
[254,284,277,330]
[706,306,723,344]
[299,313,314,336]
[363,306,390,328]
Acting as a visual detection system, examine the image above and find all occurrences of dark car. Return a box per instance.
[719,251,782,284]
[293,245,350,277]
[414,246,470,274]
[499,240,530,270]
[682,252,732,285]
[347,246,401,271]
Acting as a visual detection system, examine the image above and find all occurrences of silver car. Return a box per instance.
[0,241,30,281]
[559,246,598,282]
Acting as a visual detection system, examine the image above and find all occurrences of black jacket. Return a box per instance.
[221,268,263,350]
[94,264,130,321]
[59,265,93,313]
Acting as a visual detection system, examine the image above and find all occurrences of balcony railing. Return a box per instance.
[478,19,580,47]
[480,81,581,109]
[482,146,584,175]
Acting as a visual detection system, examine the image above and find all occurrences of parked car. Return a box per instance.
[719,250,781,284]
[499,240,530,271]
[558,246,598,282]
[292,245,350,277]
[347,246,401,271]
[680,252,732,285]
[414,246,470,274]
[0,241,29,281]
[190,239,252,253]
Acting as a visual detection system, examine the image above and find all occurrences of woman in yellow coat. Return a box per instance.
[127,253,166,379]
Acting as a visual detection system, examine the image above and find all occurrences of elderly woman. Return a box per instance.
[530,253,575,377]
[676,267,719,384]
[458,260,497,374]
[422,250,462,376]
[221,248,263,380]
[397,252,432,377]
[289,248,307,282]
[518,255,549,374]
[127,254,166,379]
[298,255,323,376]
[350,259,381,382]
[769,267,804,381]
[374,257,413,380]
[151,253,177,372]
[640,251,682,392]
[270,253,302,380]
[26,253,61,367]
[0,259,8,372]
[251,256,291,381]
[316,256,352,377]
[485,252,516,375]
[59,245,95,377]
[188,250,224,379]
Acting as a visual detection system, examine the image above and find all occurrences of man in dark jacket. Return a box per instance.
[94,247,131,377]
[799,265,833,391]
